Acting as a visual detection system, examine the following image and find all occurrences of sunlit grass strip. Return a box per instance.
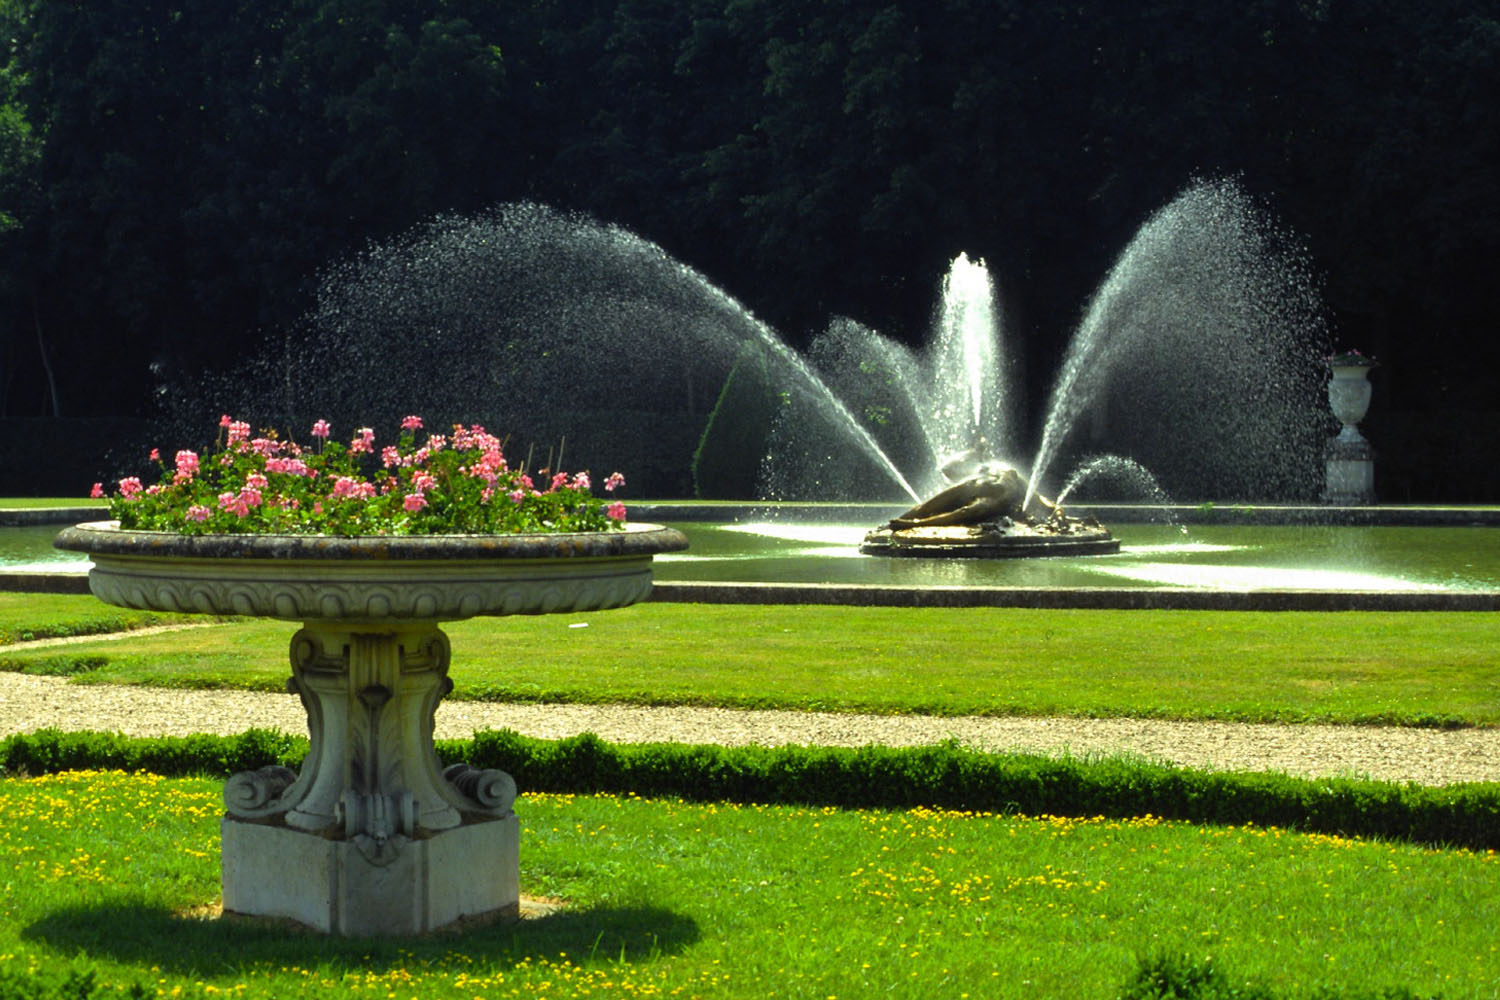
[4,601,1499,726]
[0,593,211,646]
[0,498,107,511]
[1,771,1496,999]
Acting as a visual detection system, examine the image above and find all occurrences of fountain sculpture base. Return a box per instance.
[860,466,1120,559]
[860,521,1119,559]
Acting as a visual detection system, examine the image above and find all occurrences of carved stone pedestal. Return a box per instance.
[53,520,690,937]
[1324,360,1377,505]
[220,623,520,934]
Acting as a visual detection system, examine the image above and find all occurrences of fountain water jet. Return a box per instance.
[1024,179,1327,508]
[170,203,923,502]
[764,179,1327,523]
[178,180,1325,540]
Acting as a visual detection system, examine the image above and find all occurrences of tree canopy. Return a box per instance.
[1,0,1496,496]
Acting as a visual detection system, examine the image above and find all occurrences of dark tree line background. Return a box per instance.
[1,0,1497,498]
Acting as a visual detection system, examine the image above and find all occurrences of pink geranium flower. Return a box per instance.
[174,450,200,484]
[265,456,310,477]
[99,415,629,537]
[218,491,249,517]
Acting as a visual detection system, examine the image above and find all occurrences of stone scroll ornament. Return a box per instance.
[222,624,517,865]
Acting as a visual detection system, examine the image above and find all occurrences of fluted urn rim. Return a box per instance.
[54,520,688,622]
[55,519,688,562]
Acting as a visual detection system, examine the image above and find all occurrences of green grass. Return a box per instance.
[0,498,106,509]
[0,593,213,646]
[0,771,1494,999]
[2,600,1497,726]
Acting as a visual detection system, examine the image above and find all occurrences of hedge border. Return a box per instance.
[2,727,1496,851]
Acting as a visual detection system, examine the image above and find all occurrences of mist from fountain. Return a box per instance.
[762,178,1328,505]
[758,253,1020,503]
[169,203,921,501]
[1055,455,1174,509]
[174,180,1326,508]
[1024,179,1328,505]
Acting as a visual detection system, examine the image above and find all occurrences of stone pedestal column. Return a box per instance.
[220,623,519,935]
[1324,360,1377,505]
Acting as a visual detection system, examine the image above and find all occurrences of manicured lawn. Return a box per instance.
[0,593,210,645]
[2,771,1495,999]
[0,498,105,510]
[3,598,1497,726]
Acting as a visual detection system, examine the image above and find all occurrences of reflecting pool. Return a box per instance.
[652,522,1500,592]
[6,520,1499,593]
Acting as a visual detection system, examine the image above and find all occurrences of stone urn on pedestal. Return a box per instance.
[1323,351,1377,504]
[55,521,687,936]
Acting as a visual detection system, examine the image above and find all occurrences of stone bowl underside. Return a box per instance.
[54,521,689,622]
[860,522,1120,559]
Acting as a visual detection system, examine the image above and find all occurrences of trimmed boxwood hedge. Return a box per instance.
[3,727,1497,851]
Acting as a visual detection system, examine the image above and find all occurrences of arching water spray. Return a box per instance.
[198,203,922,501]
[1026,179,1326,508]
[1055,454,1187,531]
[179,183,1325,512]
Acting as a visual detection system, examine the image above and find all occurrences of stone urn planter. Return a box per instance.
[54,520,687,936]
[1324,355,1377,504]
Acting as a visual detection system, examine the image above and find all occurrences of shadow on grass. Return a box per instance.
[24,898,700,974]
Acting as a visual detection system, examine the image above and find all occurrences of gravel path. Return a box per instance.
[2,657,1495,786]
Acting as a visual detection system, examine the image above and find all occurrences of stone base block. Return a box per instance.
[222,815,519,936]
[1325,458,1376,505]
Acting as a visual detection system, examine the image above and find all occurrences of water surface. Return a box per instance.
[653,522,1500,592]
[6,521,1497,593]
